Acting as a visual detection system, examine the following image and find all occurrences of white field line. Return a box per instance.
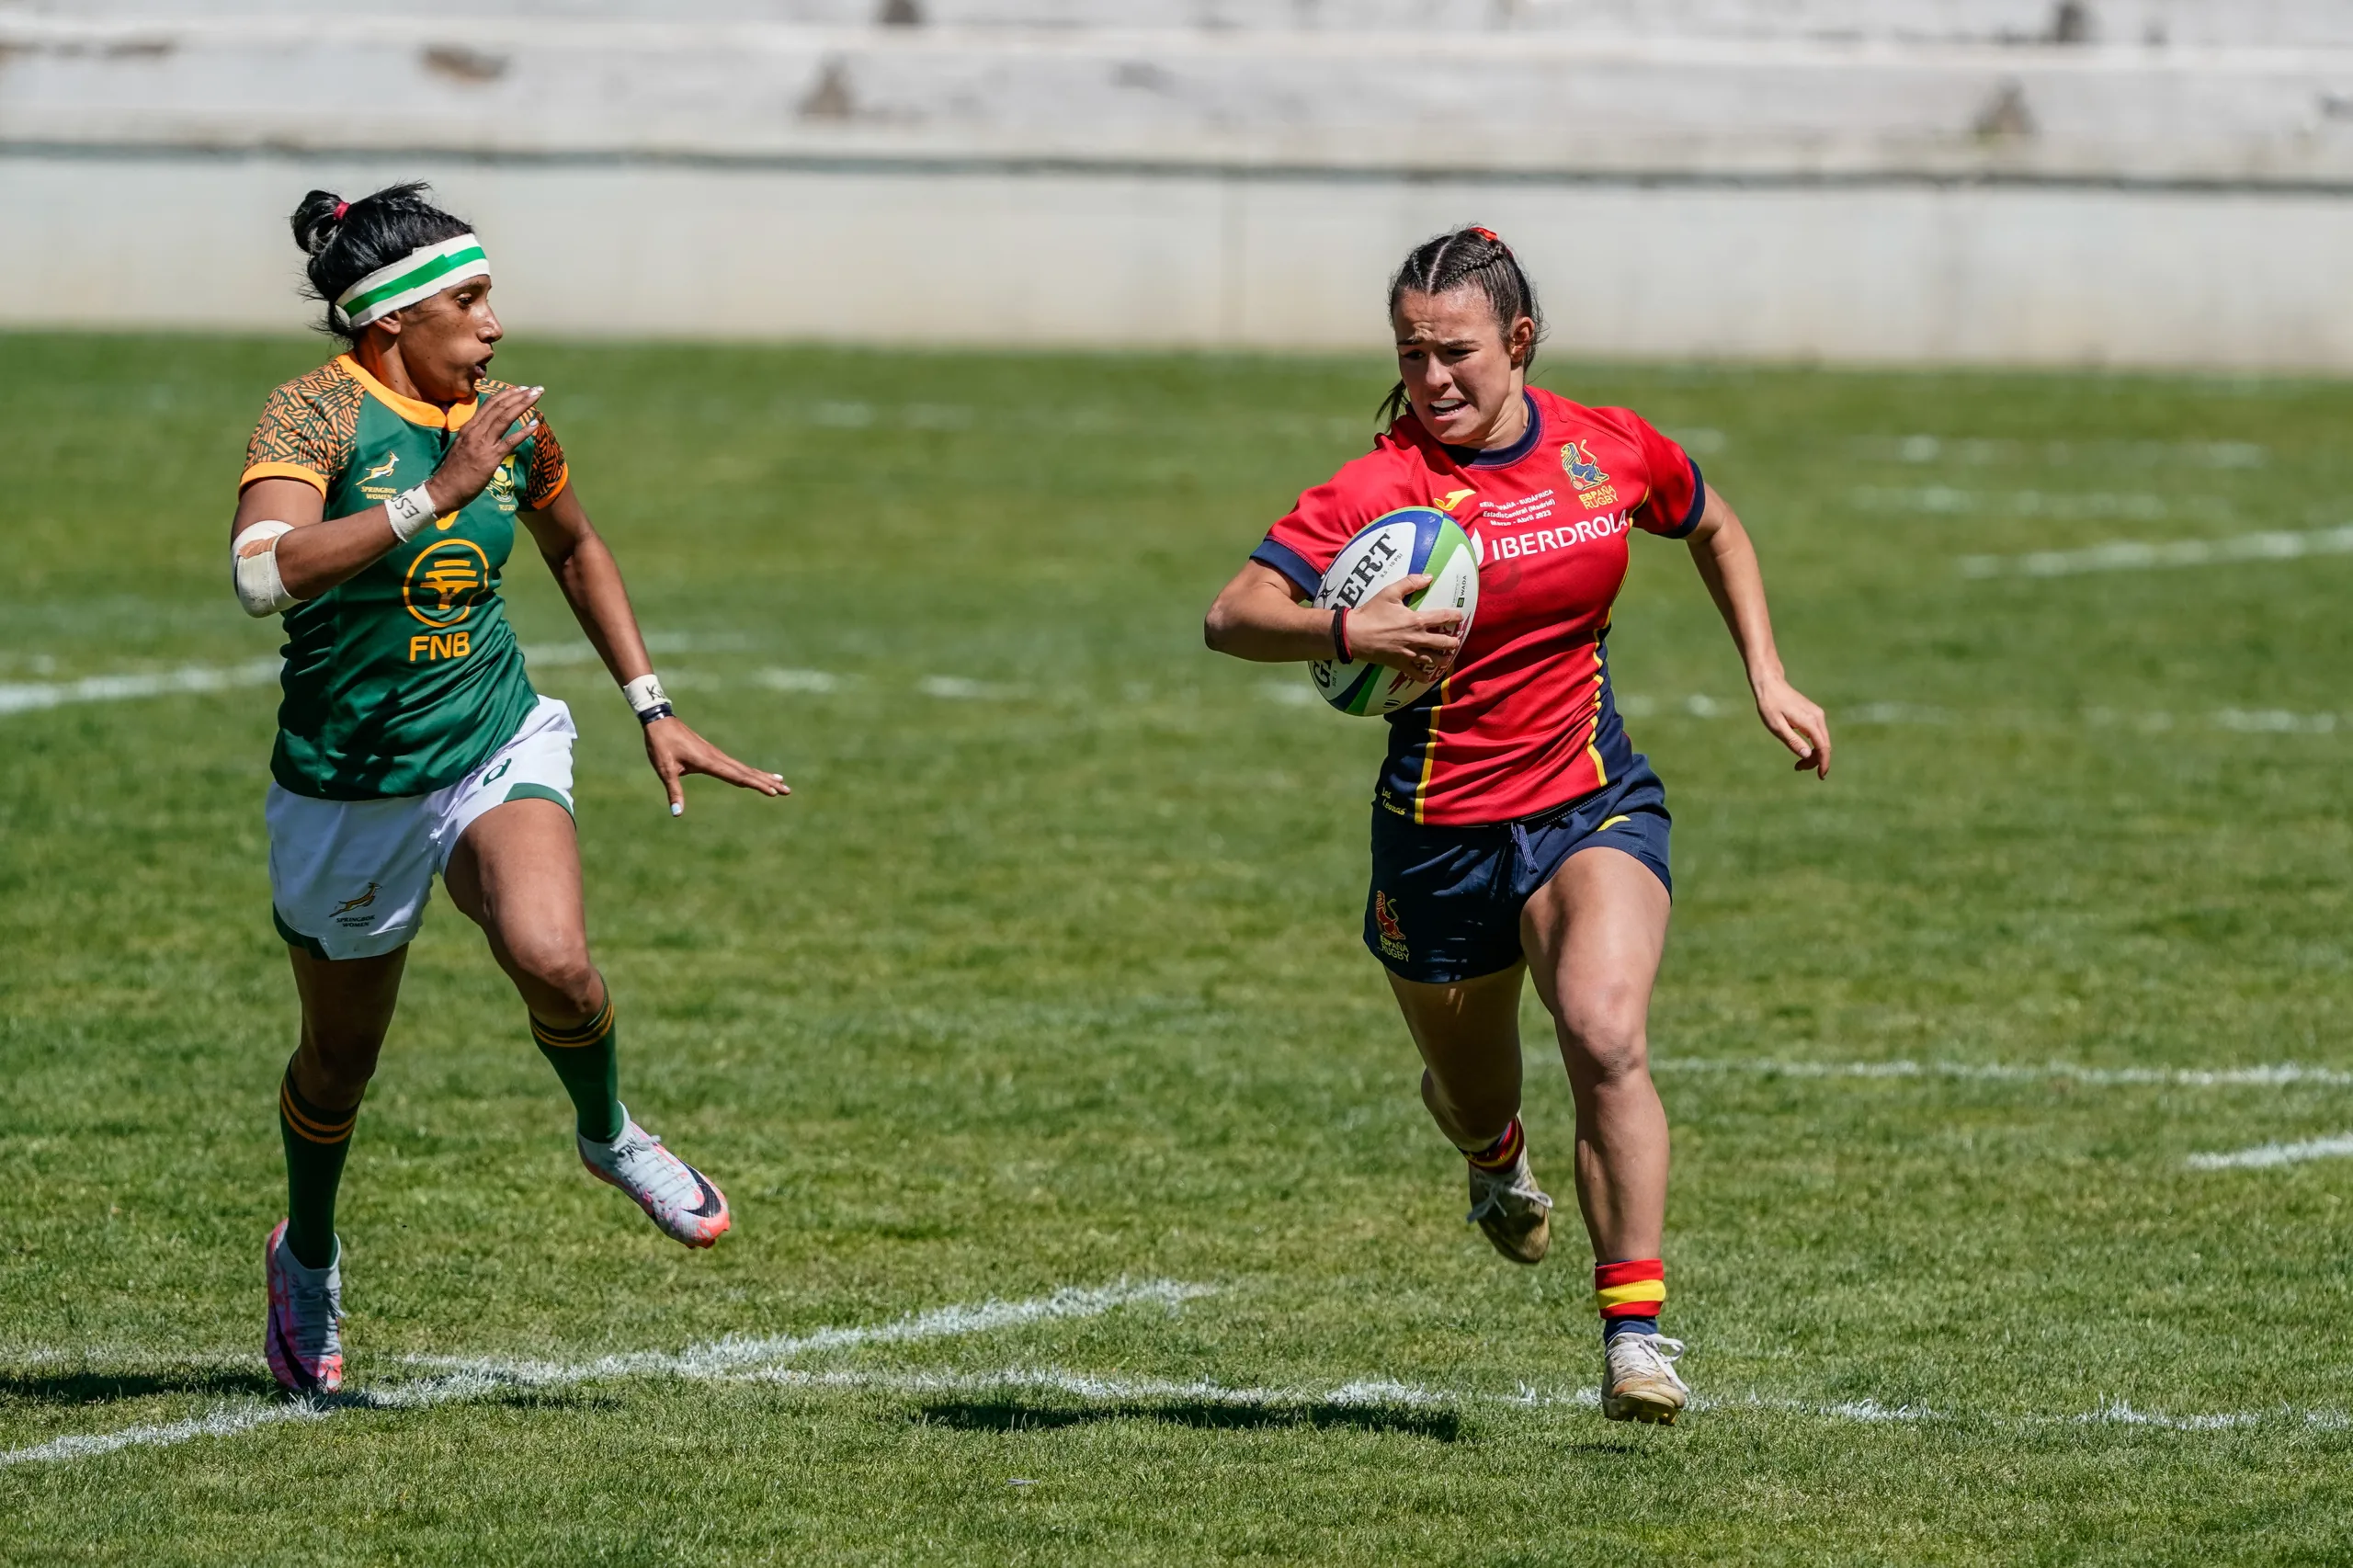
[0,658,278,717]
[0,1280,1210,1469]
[1852,486,2178,521]
[15,1351,2346,1471]
[404,1278,1212,1383]
[1959,523,2353,579]
[9,652,2331,743]
[1857,435,2265,470]
[917,676,1029,700]
[0,1401,333,1467]
[1608,693,2345,736]
[2186,1133,2353,1170]
[1649,1057,2353,1089]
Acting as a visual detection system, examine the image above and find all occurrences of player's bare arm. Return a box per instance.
[1204,562,1461,679]
[517,485,789,814]
[1682,484,1833,778]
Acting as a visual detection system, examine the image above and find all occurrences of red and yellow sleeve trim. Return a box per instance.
[1594,1258,1666,1318]
[240,461,328,496]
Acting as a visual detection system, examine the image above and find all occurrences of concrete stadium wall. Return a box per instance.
[4,5,2350,368]
[10,148,2347,369]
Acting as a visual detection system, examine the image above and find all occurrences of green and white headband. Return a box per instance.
[333,233,492,330]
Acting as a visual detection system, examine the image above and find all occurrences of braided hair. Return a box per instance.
[288,183,474,344]
[1378,226,1546,428]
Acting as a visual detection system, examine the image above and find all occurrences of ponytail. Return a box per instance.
[286,182,473,344]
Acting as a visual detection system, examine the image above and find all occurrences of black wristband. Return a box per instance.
[636,702,676,726]
[1331,606,1352,665]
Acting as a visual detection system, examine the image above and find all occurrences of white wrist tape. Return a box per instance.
[384,483,438,542]
[231,520,300,618]
[622,673,673,721]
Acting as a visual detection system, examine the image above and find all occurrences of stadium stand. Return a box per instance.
[3,1,2348,363]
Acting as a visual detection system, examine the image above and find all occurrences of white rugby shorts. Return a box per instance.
[268,695,577,960]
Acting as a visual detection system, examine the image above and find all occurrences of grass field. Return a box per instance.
[4,329,2352,1563]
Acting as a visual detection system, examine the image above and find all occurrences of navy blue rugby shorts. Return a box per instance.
[1364,757,1672,985]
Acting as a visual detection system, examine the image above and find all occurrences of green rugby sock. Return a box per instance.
[278,1063,359,1271]
[532,998,623,1143]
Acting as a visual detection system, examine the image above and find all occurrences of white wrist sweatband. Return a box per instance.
[231,520,300,617]
[623,673,675,724]
[384,483,438,542]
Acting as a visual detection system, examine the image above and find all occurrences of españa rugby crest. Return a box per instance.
[1562,439,1620,510]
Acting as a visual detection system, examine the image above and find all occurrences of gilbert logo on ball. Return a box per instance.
[1308,506,1481,716]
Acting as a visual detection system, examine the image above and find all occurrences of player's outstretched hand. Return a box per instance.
[426,384,543,513]
[1348,574,1465,683]
[1754,674,1832,779]
[642,717,790,817]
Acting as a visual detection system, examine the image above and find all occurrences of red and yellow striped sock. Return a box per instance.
[1462,1117,1525,1171]
[1595,1257,1665,1341]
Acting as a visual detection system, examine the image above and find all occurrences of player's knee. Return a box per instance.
[296,1034,381,1107]
[514,938,599,1015]
[1555,1008,1649,1085]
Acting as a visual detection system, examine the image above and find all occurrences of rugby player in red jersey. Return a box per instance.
[1205,227,1830,1424]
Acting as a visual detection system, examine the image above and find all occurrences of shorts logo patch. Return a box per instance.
[1373,891,1410,961]
[482,757,512,786]
[332,881,381,926]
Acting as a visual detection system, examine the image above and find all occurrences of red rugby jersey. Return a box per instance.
[1253,387,1703,826]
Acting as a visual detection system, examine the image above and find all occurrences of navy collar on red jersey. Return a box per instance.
[1440,391,1543,469]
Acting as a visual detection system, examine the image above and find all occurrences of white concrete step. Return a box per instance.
[6,14,2351,182]
[6,1,2350,49]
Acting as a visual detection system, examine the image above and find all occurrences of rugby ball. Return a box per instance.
[1308,506,1480,716]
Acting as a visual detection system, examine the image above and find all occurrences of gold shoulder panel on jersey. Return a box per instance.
[242,360,363,495]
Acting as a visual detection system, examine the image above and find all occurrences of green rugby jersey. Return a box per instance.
[241,355,569,801]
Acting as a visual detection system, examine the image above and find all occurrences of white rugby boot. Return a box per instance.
[1466,1149,1553,1266]
[264,1220,345,1395]
[578,1106,732,1248]
[1601,1331,1690,1425]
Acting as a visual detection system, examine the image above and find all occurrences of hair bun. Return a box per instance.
[290,189,347,257]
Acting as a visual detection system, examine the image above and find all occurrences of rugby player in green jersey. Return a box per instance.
[230,184,786,1393]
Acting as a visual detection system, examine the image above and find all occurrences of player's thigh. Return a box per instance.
[443,799,589,970]
[1387,962,1527,1096]
[1519,846,1670,1074]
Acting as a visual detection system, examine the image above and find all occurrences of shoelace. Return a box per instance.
[1466,1162,1550,1221]
[285,1279,342,1348]
[1613,1333,1688,1378]
[607,1130,699,1206]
